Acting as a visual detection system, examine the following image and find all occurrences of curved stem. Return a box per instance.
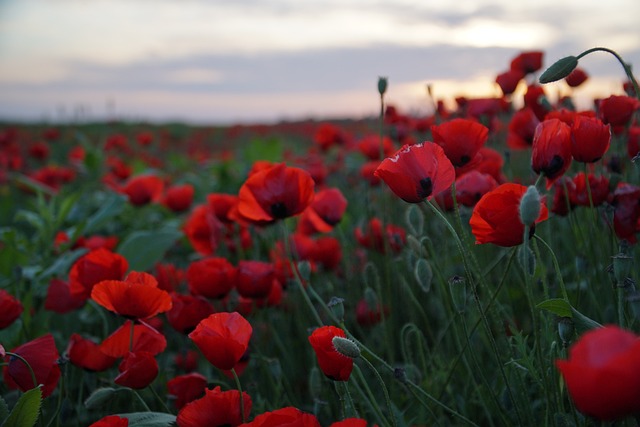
[533,235,569,301]
[577,47,640,100]
[5,352,38,389]
[360,355,397,427]
[232,368,247,423]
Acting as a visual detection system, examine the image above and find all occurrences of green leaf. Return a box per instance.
[536,298,572,318]
[84,387,118,409]
[3,386,42,427]
[38,248,87,281]
[539,55,578,84]
[570,306,603,331]
[118,412,176,427]
[84,193,127,234]
[117,228,183,272]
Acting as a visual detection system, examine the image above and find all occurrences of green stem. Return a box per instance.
[577,47,640,100]
[533,235,569,301]
[232,368,247,423]
[149,384,173,414]
[133,390,151,412]
[360,355,397,427]
[5,352,38,390]
[341,381,359,419]
[353,364,393,427]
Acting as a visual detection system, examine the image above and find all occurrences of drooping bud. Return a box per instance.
[327,296,345,322]
[448,275,467,314]
[539,56,578,84]
[557,317,575,346]
[332,336,361,359]
[378,76,388,96]
[363,287,378,310]
[519,185,541,227]
[414,258,433,293]
[405,204,424,236]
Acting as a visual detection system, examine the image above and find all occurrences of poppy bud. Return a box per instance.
[405,204,424,236]
[378,77,388,96]
[519,186,542,227]
[557,317,575,346]
[297,260,312,282]
[448,276,467,314]
[612,253,633,286]
[539,56,578,84]
[413,258,433,293]
[331,336,360,359]
[327,296,345,322]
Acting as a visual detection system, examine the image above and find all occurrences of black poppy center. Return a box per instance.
[459,155,471,166]
[543,155,564,179]
[270,202,288,219]
[418,177,433,199]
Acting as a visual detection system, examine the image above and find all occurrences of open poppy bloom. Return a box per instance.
[114,351,158,389]
[531,119,572,183]
[235,260,275,299]
[66,333,118,372]
[91,271,172,320]
[188,312,253,371]
[3,334,61,398]
[168,372,208,409]
[510,51,544,75]
[69,248,129,301]
[167,293,214,334]
[240,406,321,427]
[495,69,524,96]
[237,163,315,224]
[571,115,611,163]
[121,174,164,206]
[431,118,489,167]
[187,257,237,299]
[507,108,540,149]
[308,326,353,381]
[556,325,640,421]
[100,320,167,358]
[598,95,639,127]
[470,183,549,247]
[176,386,252,427]
[374,143,455,203]
[296,188,348,235]
[163,183,195,212]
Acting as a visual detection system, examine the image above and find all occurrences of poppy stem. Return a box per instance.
[5,351,38,390]
[281,221,324,327]
[359,355,397,427]
[148,384,173,415]
[132,390,151,412]
[533,235,570,301]
[231,368,246,423]
[576,47,640,101]
[583,163,598,224]
[352,364,395,427]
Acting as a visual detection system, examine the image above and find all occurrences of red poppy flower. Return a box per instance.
[495,69,524,96]
[66,333,117,372]
[556,325,640,420]
[329,419,368,427]
[297,188,348,235]
[154,262,185,292]
[0,289,23,329]
[183,204,224,256]
[188,312,252,371]
[454,171,498,207]
[360,161,381,186]
[114,351,158,389]
[314,123,348,151]
[3,334,61,398]
[164,184,195,212]
[88,415,129,427]
[507,108,540,149]
[612,183,640,242]
[240,406,321,427]
[308,326,353,381]
[187,257,237,299]
[207,193,239,223]
[166,293,214,334]
[357,135,395,160]
[175,350,199,372]
[550,177,575,216]
[598,95,639,127]
[74,235,119,251]
[91,271,172,320]
[354,218,406,254]
[121,174,164,206]
[470,183,549,247]
[168,372,208,409]
[374,143,455,203]
[569,173,610,207]
[236,260,275,299]
[531,119,572,182]
[510,51,543,74]
[456,147,505,183]
[69,248,129,301]
[565,67,589,87]
[177,386,252,427]
[355,298,388,327]
[523,84,551,121]
[237,163,315,224]
[627,126,640,158]
[571,115,611,163]
[136,131,153,146]
[28,141,49,160]
[431,119,489,167]
[100,320,167,358]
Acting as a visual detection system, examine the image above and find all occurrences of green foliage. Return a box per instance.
[117,227,183,272]
[1,387,42,427]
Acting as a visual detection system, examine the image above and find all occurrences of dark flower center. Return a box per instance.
[459,155,471,166]
[270,202,288,219]
[543,155,564,179]
[418,177,433,199]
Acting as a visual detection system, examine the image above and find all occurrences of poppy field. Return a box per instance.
[1,48,640,427]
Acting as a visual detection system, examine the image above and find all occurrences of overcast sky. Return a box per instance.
[0,0,639,124]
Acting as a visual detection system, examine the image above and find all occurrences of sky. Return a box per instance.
[0,0,639,124]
